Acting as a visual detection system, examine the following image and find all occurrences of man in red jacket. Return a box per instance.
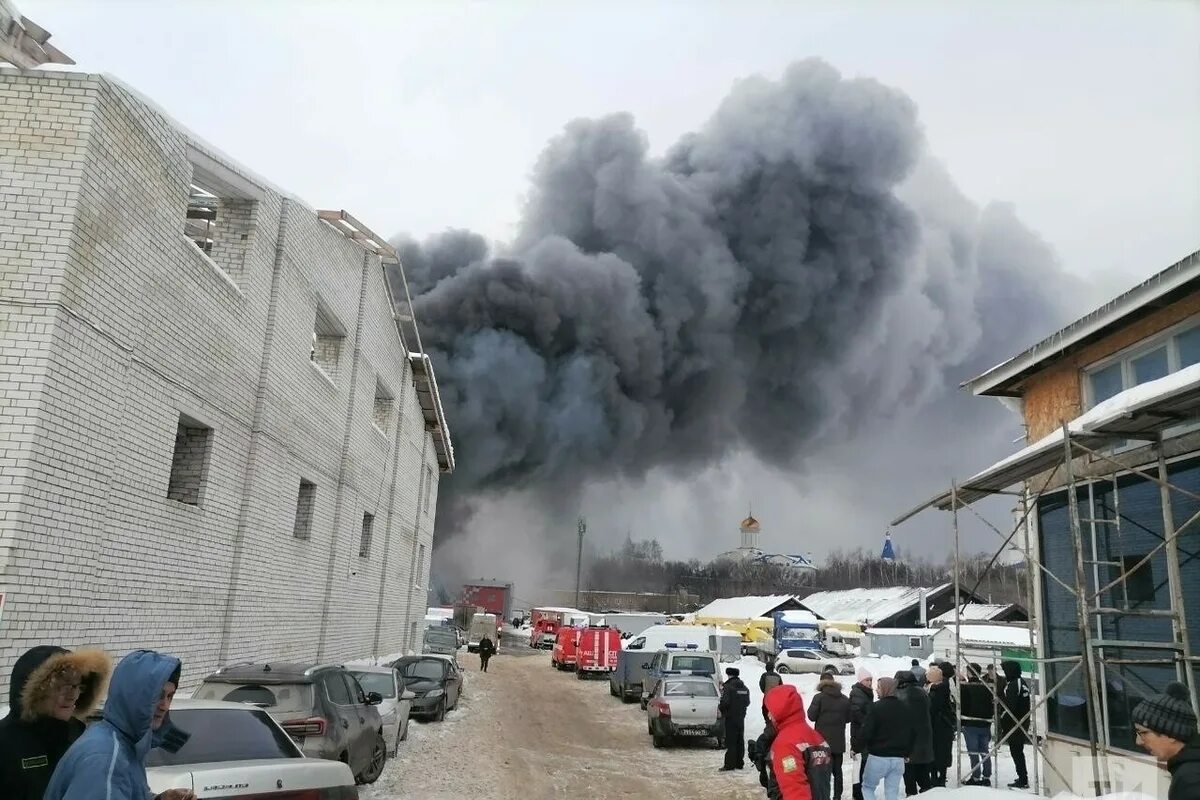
[766,684,831,800]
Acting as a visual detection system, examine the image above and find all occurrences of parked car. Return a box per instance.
[349,666,414,756]
[144,698,358,799]
[194,662,387,785]
[640,647,720,709]
[422,625,460,657]
[773,649,855,675]
[391,654,463,721]
[645,675,724,749]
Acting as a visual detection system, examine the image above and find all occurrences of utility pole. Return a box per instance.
[575,517,586,609]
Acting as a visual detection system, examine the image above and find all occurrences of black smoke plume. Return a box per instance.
[392,59,1079,586]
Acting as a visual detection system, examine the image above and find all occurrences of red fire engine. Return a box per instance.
[575,625,620,679]
[551,626,580,670]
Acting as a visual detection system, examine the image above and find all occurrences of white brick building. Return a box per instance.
[0,68,453,694]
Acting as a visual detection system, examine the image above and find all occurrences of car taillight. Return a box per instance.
[651,699,671,716]
[281,717,327,738]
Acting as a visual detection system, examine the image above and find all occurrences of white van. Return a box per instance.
[467,612,498,652]
[623,625,741,663]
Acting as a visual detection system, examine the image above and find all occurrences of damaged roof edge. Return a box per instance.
[964,248,1200,398]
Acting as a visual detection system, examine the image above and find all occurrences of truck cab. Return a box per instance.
[639,645,720,709]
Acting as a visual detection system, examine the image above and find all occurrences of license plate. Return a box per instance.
[678,728,709,736]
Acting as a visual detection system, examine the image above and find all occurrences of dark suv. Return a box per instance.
[195,662,386,785]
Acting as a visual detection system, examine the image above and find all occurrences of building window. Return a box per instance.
[909,637,922,649]
[167,415,212,505]
[423,466,434,515]
[311,302,345,380]
[417,543,426,588]
[1085,321,1200,409]
[359,512,374,558]
[293,479,316,540]
[373,380,394,435]
[184,180,254,283]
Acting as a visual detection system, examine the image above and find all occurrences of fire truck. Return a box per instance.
[575,626,621,679]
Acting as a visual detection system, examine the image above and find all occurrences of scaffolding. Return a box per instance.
[893,377,1200,796]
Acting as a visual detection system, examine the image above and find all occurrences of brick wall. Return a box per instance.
[0,69,442,694]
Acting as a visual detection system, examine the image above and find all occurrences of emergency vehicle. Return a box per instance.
[551,625,581,670]
[575,625,620,679]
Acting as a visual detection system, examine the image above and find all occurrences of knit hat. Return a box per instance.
[876,677,897,698]
[1131,682,1198,742]
[856,666,873,682]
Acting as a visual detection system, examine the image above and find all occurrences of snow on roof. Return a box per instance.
[801,585,949,625]
[778,610,819,624]
[934,624,1033,648]
[929,604,1013,625]
[865,627,936,637]
[694,595,797,620]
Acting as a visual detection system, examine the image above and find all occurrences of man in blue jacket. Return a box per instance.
[45,649,194,800]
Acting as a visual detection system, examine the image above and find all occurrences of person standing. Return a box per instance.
[908,660,926,686]
[849,669,874,800]
[1131,681,1200,800]
[995,660,1031,790]
[45,649,194,800]
[859,677,914,800]
[761,659,784,721]
[478,635,496,672]
[893,670,933,795]
[982,663,996,688]
[926,666,955,788]
[959,663,994,786]
[719,667,752,771]
[0,646,111,800]
[766,684,831,800]
[809,674,852,799]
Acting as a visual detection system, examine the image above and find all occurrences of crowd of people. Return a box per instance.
[740,656,1200,800]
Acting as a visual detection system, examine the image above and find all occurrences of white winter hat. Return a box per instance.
[856,666,873,682]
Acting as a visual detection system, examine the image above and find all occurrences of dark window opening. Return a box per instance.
[293,479,315,540]
[167,414,212,505]
[359,512,374,558]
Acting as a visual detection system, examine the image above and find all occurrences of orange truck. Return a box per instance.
[575,626,621,680]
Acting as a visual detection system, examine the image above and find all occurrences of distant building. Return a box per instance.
[800,584,981,628]
[863,627,936,659]
[714,514,818,574]
[928,603,1028,626]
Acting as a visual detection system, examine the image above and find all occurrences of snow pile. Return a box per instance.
[693,595,797,620]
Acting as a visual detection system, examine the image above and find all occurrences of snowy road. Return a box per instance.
[362,648,765,800]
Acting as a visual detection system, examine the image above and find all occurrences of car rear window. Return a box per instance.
[146,708,301,767]
[664,680,718,697]
[672,656,715,673]
[350,671,396,699]
[397,659,445,682]
[194,682,314,716]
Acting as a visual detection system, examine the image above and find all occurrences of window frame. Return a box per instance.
[1083,316,1200,410]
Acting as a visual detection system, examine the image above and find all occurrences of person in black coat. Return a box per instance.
[718,667,751,771]
[860,677,915,800]
[894,670,933,795]
[1131,681,1200,800]
[809,675,853,799]
[996,660,1031,789]
[959,663,994,786]
[478,635,496,672]
[0,645,111,800]
[848,670,874,800]
[926,666,956,787]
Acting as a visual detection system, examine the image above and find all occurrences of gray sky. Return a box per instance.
[25,1,1200,568]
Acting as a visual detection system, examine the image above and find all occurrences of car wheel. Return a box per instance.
[576,669,585,680]
[652,732,669,749]
[776,664,790,674]
[610,683,618,697]
[355,735,387,785]
[434,697,447,722]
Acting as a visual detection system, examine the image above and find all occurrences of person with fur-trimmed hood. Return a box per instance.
[45,649,194,800]
[0,645,111,800]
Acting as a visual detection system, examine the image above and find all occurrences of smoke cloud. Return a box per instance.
[395,59,1082,592]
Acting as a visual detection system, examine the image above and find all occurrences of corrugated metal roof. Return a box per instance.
[694,595,798,620]
[933,624,1033,648]
[801,584,950,625]
[929,604,1013,625]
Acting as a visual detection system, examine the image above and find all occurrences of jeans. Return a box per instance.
[862,755,905,800]
[962,726,992,781]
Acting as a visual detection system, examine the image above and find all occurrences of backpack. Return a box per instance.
[801,742,833,800]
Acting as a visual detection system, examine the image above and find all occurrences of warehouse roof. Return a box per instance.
[694,595,800,620]
[801,584,953,626]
